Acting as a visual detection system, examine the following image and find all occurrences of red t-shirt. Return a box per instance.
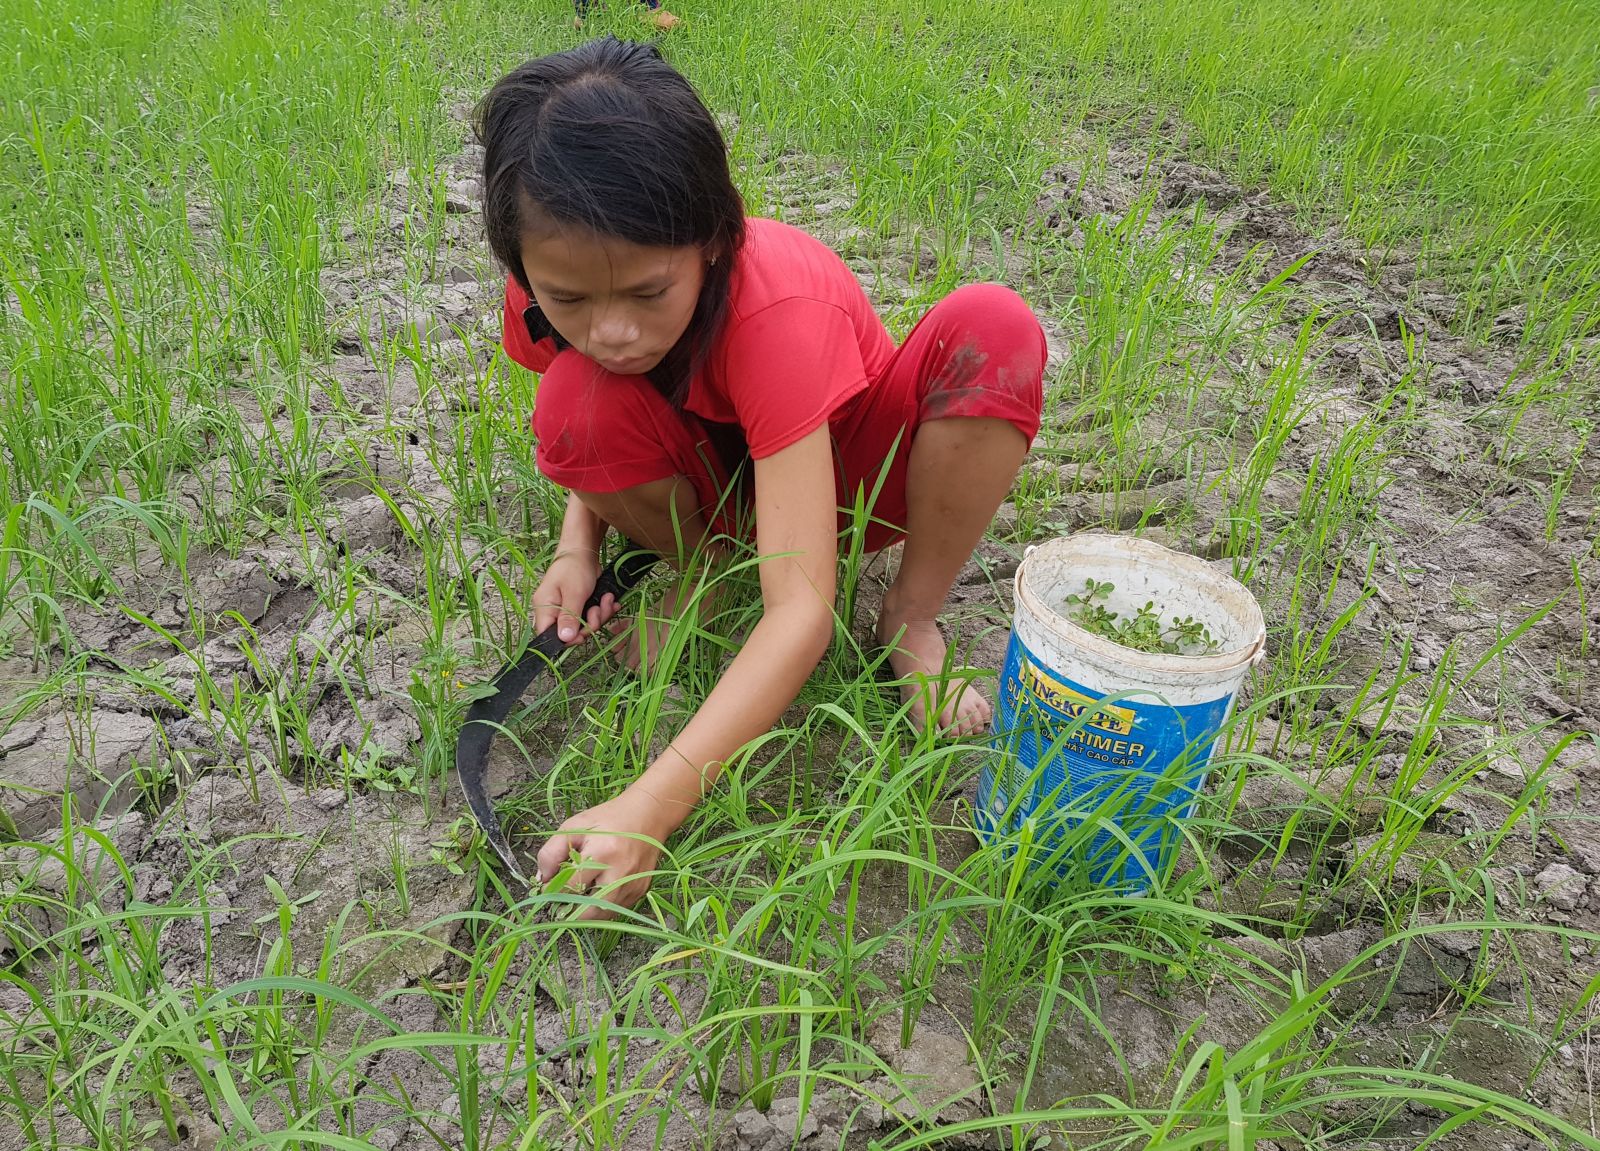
[501,217,896,459]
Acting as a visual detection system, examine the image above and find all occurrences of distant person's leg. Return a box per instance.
[573,0,681,28]
[639,0,682,28]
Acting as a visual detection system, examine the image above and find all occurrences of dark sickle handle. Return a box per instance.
[454,542,659,885]
[590,545,662,622]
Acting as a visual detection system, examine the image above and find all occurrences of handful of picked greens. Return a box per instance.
[1062,578,1220,656]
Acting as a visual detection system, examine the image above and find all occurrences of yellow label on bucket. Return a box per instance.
[1017,658,1137,736]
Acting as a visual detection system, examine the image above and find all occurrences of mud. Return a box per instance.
[1,102,1597,1151]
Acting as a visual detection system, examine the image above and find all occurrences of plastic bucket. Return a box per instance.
[976,534,1266,891]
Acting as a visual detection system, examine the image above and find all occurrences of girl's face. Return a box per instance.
[520,220,707,376]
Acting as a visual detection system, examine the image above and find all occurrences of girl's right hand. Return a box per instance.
[534,549,620,644]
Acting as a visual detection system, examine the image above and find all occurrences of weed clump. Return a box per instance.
[1061,578,1219,655]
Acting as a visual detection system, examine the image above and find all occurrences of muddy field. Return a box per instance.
[2,66,1598,1151]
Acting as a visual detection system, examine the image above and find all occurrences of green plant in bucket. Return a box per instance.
[1062,579,1220,656]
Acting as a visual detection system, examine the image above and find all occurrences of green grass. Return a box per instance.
[2,0,1598,1146]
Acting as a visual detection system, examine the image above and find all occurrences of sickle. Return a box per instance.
[454,544,658,886]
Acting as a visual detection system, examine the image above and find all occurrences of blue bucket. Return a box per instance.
[976,535,1265,891]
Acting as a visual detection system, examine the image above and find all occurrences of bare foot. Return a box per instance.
[645,6,681,28]
[608,577,718,672]
[608,585,680,672]
[876,610,991,736]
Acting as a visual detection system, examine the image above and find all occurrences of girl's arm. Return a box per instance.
[534,425,840,910]
[628,424,838,827]
[557,489,607,554]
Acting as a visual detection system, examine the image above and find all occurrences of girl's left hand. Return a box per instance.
[535,787,672,919]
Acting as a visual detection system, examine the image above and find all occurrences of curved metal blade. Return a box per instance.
[453,544,657,886]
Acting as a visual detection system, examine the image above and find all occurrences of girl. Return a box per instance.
[478,37,1046,915]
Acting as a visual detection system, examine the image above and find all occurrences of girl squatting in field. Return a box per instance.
[479,37,1046,914]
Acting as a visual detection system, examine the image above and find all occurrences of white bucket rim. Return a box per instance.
[1015,534,1267,676]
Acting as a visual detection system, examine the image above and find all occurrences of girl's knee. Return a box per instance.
[534,351,681,487]
[535,351,635,442]
[942,283,1046,357]
[914,284,1046,431]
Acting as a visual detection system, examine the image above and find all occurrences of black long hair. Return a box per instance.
[477,37,746,428]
